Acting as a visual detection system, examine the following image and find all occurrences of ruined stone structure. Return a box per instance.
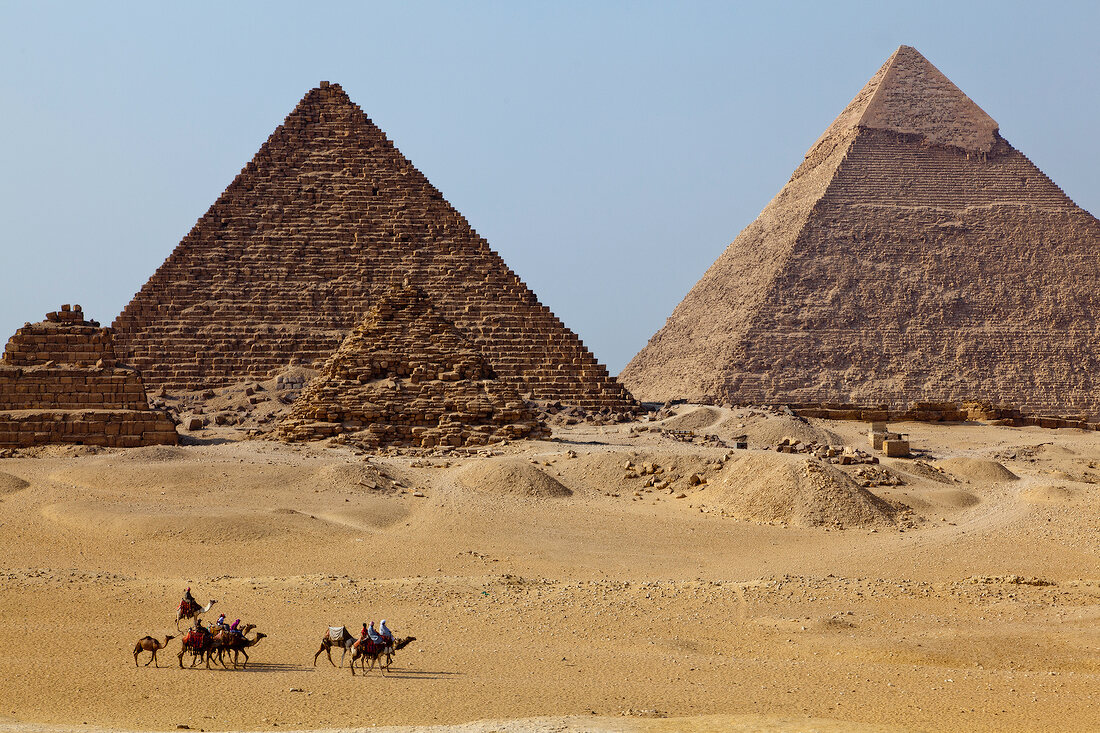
[621,46,1100,416]
[112,82,634,412]
[0,306,177,447]
[276,285,548,448]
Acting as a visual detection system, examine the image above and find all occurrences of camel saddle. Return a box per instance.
[356,638,389,654]
[183,630,206,647]
[328,626,348,642]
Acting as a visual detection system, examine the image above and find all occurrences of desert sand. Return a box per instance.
[0,406,1098,732]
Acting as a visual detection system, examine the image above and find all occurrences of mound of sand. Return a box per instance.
[935,458,1018,483]
[726,412,841,448]
[896,460,955,485]
[711,452,897,528]
[878,487,980,511]
[107,445,189,463]
[40,500,343,542]
[553,450,714,494]
[660,406,722,431]
[1021,484,1082,505]
[49,461,315,494]
[0,471,29,495]
[311,462,405,493]
[456,458,572,498]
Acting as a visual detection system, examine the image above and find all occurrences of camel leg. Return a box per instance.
[178,649,185,668]
[239,648,249,670]
[151,649,158,668]
[313,642,330,667]
[134,647,140,667]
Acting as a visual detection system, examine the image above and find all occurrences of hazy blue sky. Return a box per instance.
[1,1,1097,374]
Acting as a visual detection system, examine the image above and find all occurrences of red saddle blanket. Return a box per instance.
[355,638,390,654]
[183,630,206,647]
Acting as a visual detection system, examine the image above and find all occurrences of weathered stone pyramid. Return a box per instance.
[621,46,1100,416]
[113,82,634,412]
[0,305,177,447]
[276,284,548,448]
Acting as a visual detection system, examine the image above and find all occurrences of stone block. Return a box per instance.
[883,439,910,457]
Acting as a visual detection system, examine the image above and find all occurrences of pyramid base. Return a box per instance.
[277,418,549,449]
[0,409,178,448]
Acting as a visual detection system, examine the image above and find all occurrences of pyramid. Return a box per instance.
[0,305,177,448]
[112,82,634,412]
[620,46,1100,416]
[275,285,548,448]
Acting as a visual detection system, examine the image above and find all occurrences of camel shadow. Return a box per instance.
[360,668,463,680]
[230,662,311,673]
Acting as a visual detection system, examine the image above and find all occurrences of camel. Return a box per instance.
[313,626,357,668]
[349,636,416,676]
[208,624,257,668]
[133,635,174,667]
[176,598,217,630]
[213,629,266,670]
[177,628,215,669]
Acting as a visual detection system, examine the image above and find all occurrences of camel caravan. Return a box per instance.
[133,586,414,674]
[314,622,416,676]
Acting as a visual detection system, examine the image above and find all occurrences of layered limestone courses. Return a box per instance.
[276,285,548,448]
[621,46,1100,416]
[0,306,177,447]
[112,82,634,412]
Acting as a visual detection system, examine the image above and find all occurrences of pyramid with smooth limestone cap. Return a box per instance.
[112,82,635,412]
[620,46,1100,416]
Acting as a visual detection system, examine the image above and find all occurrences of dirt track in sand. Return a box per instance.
[0,407,1098,732]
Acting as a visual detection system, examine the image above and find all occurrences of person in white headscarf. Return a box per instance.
[379,619,394,644]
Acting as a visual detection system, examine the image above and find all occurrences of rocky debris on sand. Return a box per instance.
[535,400,636,426]
[771,437,878,465]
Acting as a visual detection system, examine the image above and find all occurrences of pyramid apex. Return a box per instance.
[859,45,998,153]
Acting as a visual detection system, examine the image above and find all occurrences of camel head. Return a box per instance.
[252,632,267,644]
[164,635,176,643]
[394,636,416,651]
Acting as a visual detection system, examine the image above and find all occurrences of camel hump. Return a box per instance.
[139,635,155,641]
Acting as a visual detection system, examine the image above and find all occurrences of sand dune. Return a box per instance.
[1,412,1098,733]
[455,458,572,498]
[1020,483,1084,505]
[0,471,29,495]
[40,499,350,542]
[934,457,1018,483]
[711,452,897,528]
[658,405,721,431]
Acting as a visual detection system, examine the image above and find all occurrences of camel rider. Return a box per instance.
[181,586,197,613]
[354,622,369,649]
[380,619,394,644]
[192,617,208,637]
[229,619,242,636]
[214,614,229,631]
[366,621,382,644]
